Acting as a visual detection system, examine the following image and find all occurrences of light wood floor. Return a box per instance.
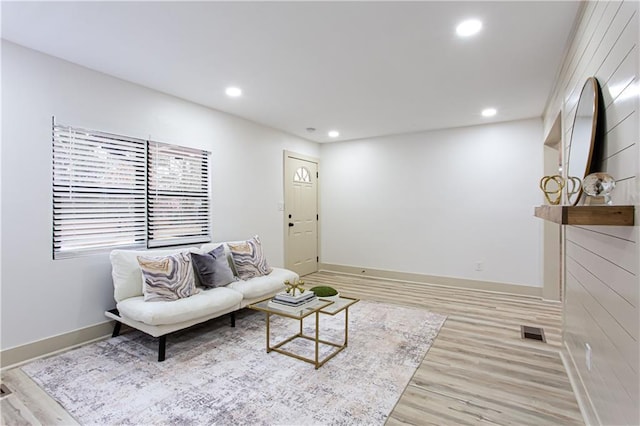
[305,272,583,426]
[1,271,583,425]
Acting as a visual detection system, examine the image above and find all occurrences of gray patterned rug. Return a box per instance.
[22,300,446,425]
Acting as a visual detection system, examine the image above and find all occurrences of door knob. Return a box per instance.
[288,222,294,227]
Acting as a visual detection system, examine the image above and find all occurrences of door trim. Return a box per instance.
[542,112,562,302]
[283,150,320,275]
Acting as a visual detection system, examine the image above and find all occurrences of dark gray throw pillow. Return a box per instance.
[191,245,236,288]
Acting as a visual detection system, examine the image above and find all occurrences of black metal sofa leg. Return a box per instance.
[158,336,167,362]
[112,321,122,338]
[109,309,122,338]
[155,311,237,361]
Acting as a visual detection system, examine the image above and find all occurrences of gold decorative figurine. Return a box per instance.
[284,280,305,296]
[540,175,582,205]
[539,175,565,205]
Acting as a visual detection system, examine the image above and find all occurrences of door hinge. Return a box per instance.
[316,171,319,178]
[316,214,319,220]
[317,256,319,262]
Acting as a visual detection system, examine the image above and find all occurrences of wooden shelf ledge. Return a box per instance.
[534,205,635,226]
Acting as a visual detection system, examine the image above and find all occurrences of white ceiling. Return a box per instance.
[1,1,581,143]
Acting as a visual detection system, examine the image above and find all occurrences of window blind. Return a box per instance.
[52,123,147,259]
[147,141,211,248]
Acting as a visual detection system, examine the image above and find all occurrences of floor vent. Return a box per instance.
[521,325,546,343]
[0,383,12,398]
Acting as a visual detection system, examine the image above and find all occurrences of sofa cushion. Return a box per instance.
[138,252,198,302]
[226,267,296,299]
[111,247,196,303]
[191,245,236,288]
[228,235,273,280]
[200,242,238,276]
[117,287,243,326]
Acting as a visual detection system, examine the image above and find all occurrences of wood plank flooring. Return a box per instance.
[303,271,583,426]
[1,271,583,425]
[1,369,78,425]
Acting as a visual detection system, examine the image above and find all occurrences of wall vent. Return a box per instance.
[521,325,546,343]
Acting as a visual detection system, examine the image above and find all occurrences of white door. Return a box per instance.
[284,152,318,276]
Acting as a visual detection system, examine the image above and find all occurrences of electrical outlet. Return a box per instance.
[585,343,592,371]
[474,261,484,271]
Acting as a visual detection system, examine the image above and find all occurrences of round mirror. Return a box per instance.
[566,77,602,205]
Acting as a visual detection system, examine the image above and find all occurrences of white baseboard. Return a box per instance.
[560,342,599,425]
[1,321,114,370]
[318,263,542,298]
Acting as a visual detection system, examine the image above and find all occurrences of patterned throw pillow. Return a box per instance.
[137,252,198,302]
[191,245,236,288]
[228,235,273,280]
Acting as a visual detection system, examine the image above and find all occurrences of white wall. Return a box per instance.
[320,118,543,288]
[543,1,639,425]
[0,41,319,351]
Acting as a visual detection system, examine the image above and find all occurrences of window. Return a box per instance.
[293,166,311,183]
[147,141,210,248]
[52,124,147,258]
[52,121,210,259]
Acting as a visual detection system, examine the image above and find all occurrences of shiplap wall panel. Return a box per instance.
[567,238,637,307]
[596,9,637,82]
[605,82,636,130]
[568,266,639,420]
[566,270,638,426]
[593,2,634,78]
[587,2,624,69]
[605,103,636,158]
[565,258,638,373]
[567,254,638,342]
[561,2,608,111]
[611,178,636,204]
[604,143,637,179]
[561,2,632,125]
[567,227,637,273]
[561,5,635,179]
[602,47,636,108]
[544,2,614,134]
[581,223,637,241]
[565,277,637,426]
[543,1,639,424]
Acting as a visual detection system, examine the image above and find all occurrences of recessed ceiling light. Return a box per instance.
[456,19,482,37]
[225,87,242,97]
[328,130,340,138]
[482,108,497,117]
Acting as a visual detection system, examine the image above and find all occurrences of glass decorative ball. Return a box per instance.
[582,173,615,204]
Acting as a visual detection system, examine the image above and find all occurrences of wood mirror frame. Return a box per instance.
[566,77,603,205]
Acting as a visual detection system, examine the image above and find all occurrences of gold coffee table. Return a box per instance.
[248,295,359,369]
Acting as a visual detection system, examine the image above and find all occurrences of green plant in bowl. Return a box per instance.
[310,286,338,297]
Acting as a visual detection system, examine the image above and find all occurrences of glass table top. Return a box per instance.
[249,295,359,318]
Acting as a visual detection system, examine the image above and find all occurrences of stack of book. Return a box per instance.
[268,290,317,312]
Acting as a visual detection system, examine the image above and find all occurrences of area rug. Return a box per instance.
[22,300,446,425]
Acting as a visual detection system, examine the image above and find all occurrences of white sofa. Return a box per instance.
[104,241,298,361]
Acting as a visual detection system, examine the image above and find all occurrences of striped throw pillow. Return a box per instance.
[228,235,273,280]
[138,252,198,302]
